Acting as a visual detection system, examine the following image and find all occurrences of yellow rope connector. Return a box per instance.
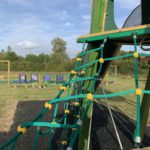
[134,52,139,58]
[77,58,82,62]
[76,115,80,118]
[136,88,142,95]
[74,102,79,106]
[44,102,52,110]
[70,70,76,75]
[87,93,93,101]
[81,71,85,75]
[51,121,57,124]
[17,126,27,134]
[65,110,70,114]
[60,86,67,91]
[72,128,76,131]
[99,58,104,64]
[61,141,67,145]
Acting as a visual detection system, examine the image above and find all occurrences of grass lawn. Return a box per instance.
[96,74,150,124]
[0,73,149,133]
[0,82,67,132]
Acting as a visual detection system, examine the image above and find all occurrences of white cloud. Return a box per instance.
[116,17,126,28]
[77,0,91,9]
[115,0,141,28]
[15,40,39,49]
[0,0,91,57]
[115,0,140,10]
[55,10,69,20]
[62,34,83,58]
[82,15,91,21]
[64,22,71,26]
[5,0,28,6]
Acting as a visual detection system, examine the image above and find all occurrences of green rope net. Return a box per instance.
[0,34,150,150]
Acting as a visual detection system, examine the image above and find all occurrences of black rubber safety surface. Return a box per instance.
[0,100,150,150]
[90,102,150,150]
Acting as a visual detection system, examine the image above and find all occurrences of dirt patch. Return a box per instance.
[0,100,18,132]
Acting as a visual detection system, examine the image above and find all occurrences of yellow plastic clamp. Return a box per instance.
[74,102,79,106]
[87,93,93,101]
[60,86,67,91]
[81,71,85,74]
[44,102,52,110]
[77,58,82,62]
[99,58,104,64]
[134,52,139,58]
[136,88,142,95]
[51,121,57,124]
[70,70,77,75]
[65,110,70,114]
[72,128,76,131]
[76,115,80,118]
[62,141,67,145]
[17,126,27,134]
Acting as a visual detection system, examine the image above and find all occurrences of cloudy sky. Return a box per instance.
[0,0,141,57]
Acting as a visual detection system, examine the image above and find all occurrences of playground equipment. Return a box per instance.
[19,73,27,83]
[10,73,67,88]
[56,74,64,84]
[11,73,39,88]
[44,74,51,82]
[0,0,150,150]
[0,60,10,85]
[31,74,39,83]
[19,73,39,83]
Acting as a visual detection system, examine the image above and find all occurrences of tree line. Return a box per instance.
[111,51,150,75]
[0,37,149,75]
[0,38,76,72]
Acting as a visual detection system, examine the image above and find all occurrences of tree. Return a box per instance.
[51,37,66,53]
[51,37,69,62]
[7,46,12,52]
[26,54,38,62]
[65,58,76,71]
[5,50,18,61]
[0,50,5,60]
[38,53,50,63]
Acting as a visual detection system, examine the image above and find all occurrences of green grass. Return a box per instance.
[0,73,149,132]
[0,83,66,117]
[96,75,150,124]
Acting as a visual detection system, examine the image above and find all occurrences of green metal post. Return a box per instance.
[79,0,118,149]
[133,34,141,144]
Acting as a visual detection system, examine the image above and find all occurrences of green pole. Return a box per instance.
[79,0,117,149]
[133,34,141,144]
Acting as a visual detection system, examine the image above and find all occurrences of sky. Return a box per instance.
[0,0,141,57]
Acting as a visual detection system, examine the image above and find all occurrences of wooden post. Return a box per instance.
[8,61,10,86]
[0,60,10,86]
[115,65,117,77]
[106,71,109,82]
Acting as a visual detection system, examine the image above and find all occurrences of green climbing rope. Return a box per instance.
[0,34,150,150]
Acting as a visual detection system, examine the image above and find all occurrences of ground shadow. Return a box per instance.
[0,97,150,150]
[90,92,150,150]
[0,100,66,150]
